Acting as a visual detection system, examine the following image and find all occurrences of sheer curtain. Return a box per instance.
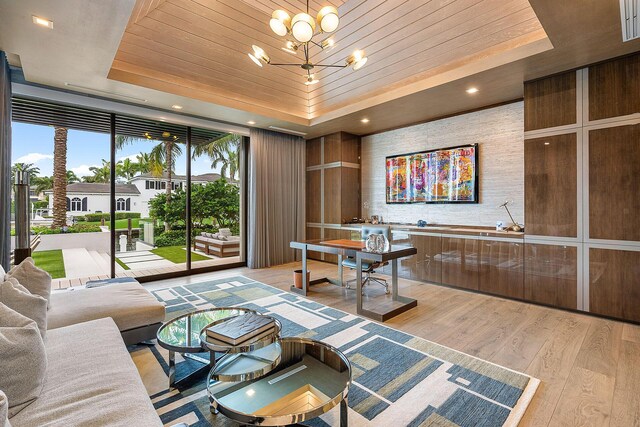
[248,128,305,268]
[0,52,11,270]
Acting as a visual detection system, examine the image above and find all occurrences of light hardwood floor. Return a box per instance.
[146,260,640,427]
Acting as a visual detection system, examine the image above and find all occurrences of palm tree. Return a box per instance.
[118,158,138,181]
[192,134,241,180]
[135,152,154,174]
[52,127,68,229]
[11,163,40,182]
[32,176,54,196]
[88,159,111,183]
[66,170,80,183]
[116,135,181,231]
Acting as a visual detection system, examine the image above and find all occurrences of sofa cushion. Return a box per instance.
[0,279,48,338]
[0,390,11,427]
[9,318,162,427]
[47,282,165,332]
[0,263,5,281]
[0,303,47,418]
[6,259,52,309]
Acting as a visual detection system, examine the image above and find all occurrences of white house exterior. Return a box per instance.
[44,172,225,218]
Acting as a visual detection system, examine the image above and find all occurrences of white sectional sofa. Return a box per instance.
[1,260,168,426]
[9,318,163,427]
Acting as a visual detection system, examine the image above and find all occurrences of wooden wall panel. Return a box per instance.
[305,226,322,261]
[306,137,322,167]
[589,248,640,322]
[340,132,361,164]
[524,133,577,237]
[524,243,577,309]
[479,240,524,299]
[524,71,576,131]
[589,124,640,242]
[340,167,360,223]
[323,133,342,164]
[589,53,640,121]
[323,168,341,225]
[306,169,321,224]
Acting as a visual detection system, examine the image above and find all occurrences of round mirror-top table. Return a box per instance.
[156,308,281,389]
[208,337,352,427]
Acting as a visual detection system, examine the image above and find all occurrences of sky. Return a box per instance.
[11,122,222,178]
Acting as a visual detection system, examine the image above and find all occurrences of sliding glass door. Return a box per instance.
[10,97,246,285]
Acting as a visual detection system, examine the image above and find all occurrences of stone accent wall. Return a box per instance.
[361,101,524,227]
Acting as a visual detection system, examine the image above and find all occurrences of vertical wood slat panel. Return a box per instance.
[524,71,577,131]
[589,54,640,121]
[524,133,578,237]
[589,247,640,322]
[306,137,322,167]
[589,124,640,242]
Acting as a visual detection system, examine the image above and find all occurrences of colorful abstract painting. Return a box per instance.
[386,145,477,203]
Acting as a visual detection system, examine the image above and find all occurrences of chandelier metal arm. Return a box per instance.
[268,63,308,66]
[314,64,349,68]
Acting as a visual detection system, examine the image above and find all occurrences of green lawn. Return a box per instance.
[32,250,66,279]
[150,246,209,264]
[115,258,131,270]
[85,218,140,230]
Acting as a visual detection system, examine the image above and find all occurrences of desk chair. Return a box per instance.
[343,225,390,294]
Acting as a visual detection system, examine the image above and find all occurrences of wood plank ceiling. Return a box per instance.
[108,0,547,123]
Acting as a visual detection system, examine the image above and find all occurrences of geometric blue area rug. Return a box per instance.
[129,276,539,427]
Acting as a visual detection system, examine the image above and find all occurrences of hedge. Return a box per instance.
[31,224,102,235]
[154,230,187,247]
[84,212,141,222]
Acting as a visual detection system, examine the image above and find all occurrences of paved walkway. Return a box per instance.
[116,250,174,270]
[62,248,120,279]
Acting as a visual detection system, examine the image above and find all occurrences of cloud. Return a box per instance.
[117,154,140,163]
[70,164,99,177]
[14,153,53,164]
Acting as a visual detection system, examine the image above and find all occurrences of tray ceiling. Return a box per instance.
[108,0,549,122]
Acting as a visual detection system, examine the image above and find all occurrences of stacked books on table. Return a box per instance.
[206,312,276,346]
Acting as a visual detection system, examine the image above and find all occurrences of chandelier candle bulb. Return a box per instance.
[291,13,316,43]
[270,10,291,37]
[317,6,339,33]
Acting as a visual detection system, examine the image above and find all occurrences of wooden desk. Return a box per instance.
[289,239,418,322]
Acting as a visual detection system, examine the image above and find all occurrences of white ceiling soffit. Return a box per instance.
[620,0,640,41]
[12,82,249,136]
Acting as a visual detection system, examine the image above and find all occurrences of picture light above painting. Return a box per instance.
[386,144,478,204]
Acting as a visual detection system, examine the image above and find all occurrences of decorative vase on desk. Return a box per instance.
[366,234,389,253]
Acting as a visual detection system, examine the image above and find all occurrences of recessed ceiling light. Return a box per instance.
[32,16,53,29]
[247,121,256,125]
[361,118,370,123]
[171,105,183,110]
[544,142,550,145]
[466,87,479,94]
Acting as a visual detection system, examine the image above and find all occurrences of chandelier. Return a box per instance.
[248,0,368,86]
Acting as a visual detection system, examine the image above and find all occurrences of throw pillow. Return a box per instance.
[218,235,228,241]
[0,263,5,281]
[218,228,232,237]
[211,233,219,240]
[200,232,207,237]
[0,303,47,418]
[0,390,11,427]
[6,258,52,309]
[0,280,48,339]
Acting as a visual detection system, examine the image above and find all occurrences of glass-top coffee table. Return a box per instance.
[156,308,281,389]
[208,337,352,426]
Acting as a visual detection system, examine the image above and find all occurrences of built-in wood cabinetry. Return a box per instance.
[524,133,577,237]
[588,248,640,322]
[589,54,640,121]
[306,132,361,264]
[524,71,576,131]
[524,52,640,323]
[588,124,640,242]
[479,240,524,299]
[441,236,480,291]
[524,243,578,310]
